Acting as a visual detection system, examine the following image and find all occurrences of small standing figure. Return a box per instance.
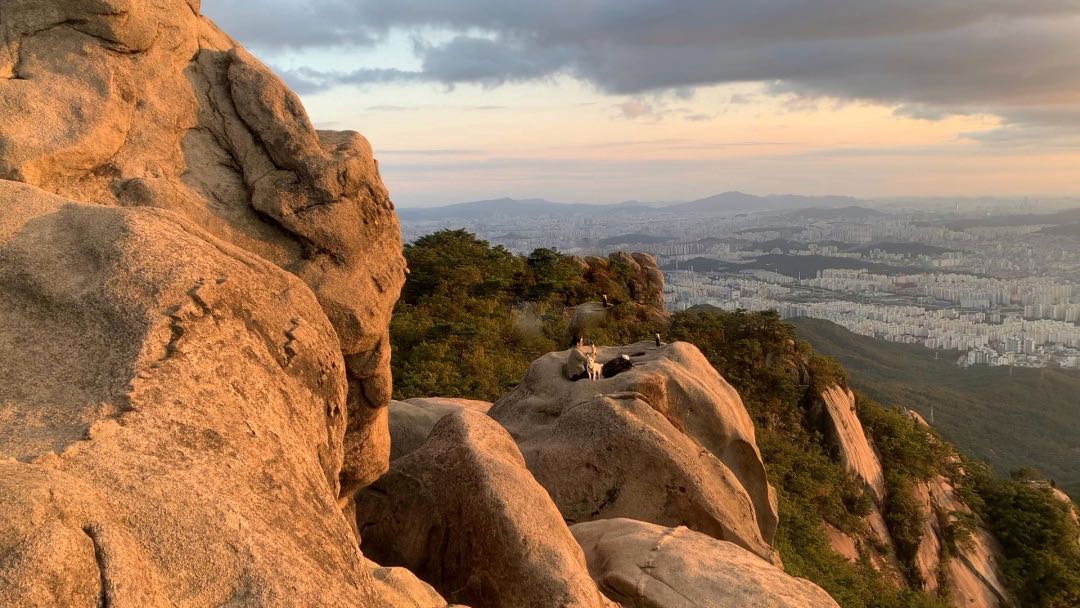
[601,293,610,308]
[654,333,664,347]
[585,344,604,380]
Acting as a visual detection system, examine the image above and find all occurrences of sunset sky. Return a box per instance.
[202,1,1080,206]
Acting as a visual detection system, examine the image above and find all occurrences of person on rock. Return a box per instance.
[564,336,590,381]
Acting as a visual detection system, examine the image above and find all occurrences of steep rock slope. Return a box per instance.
[0,182,404,606]
[817,386,885,504]
[489,341,779,562]
[356,409,610,608]
[0,0,405,494]
[816,385,1010,607]
[573,519,840,608]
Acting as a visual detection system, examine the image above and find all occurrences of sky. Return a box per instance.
[201,1,1080,207]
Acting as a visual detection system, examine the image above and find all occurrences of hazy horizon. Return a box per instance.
[203,1,1080,205]
[391,191,1080,209]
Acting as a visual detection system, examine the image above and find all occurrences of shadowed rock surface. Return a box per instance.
[572,518,840,608]
[0,182,396,606]
[356,409,610,608]
[488,341,778,562]
[388,398,492,460]
[0,0,405,495]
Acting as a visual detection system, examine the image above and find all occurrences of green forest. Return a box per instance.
[390,230,1080,608]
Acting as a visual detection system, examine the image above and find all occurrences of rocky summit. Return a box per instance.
[2,3,1061,608]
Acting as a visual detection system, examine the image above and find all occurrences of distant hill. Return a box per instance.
[660,253,924,277]
[400,198,608,220]
[924,207,1080,230]
[666,192,863,214]
[793,317,1080,498]
[849,241,962,256]
[400,192,871,220]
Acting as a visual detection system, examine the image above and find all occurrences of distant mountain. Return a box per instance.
[397,197,653,221]
[793,317,1080,498]
[666,192,863,213]
[399,191,871,220]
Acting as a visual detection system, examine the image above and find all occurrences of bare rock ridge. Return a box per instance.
[0,0,406,495]
[488,341,780,562]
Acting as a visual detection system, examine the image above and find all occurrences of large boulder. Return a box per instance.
[356,409,610,608]
[0,0,405,495]
[572,519,840,608]
[388,398,492,460]
[0,182,390,606]
[488,341,778,562]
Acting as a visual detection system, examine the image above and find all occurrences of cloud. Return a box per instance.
[203,1,1080,136]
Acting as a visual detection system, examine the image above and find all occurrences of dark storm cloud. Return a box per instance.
[203,1,1080,133]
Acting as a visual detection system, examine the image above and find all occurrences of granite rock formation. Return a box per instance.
[387,398,492,460]
[356,409,610,608]
[489,341,778,562]
[0,182,399,606]
[572,518,840,608]
[0,0,406,495]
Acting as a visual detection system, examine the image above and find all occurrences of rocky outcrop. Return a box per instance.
[0,182,393,605]
[817,386,885,504]
[356,410,610,608]
[572,519,840,608]
[489,341,778,562]
[581,252,666,311]
[388,398,492,460]
[0,0,405,496]
[1051,487,1080,544]
[919,476,1012,607]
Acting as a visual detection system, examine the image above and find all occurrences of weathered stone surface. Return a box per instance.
[572,518,840,608]
[0,182,388,606]
[817,385,885,504]
[0,0,405,495]
[388,398,492,460]
[489,341,778,562]
[357,409,610,608]
[924,477,1012,608]
[365,561,457,608]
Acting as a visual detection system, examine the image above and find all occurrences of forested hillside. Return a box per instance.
[391,231,1080,608]
[792,317,1080,499]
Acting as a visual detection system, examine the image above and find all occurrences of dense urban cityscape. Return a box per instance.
[402,194,1080,368]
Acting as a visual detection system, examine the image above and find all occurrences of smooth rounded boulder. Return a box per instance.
[572,519,841,608]
[356,409,610,608]
[388,398,493,460]
[488,341,778,561]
